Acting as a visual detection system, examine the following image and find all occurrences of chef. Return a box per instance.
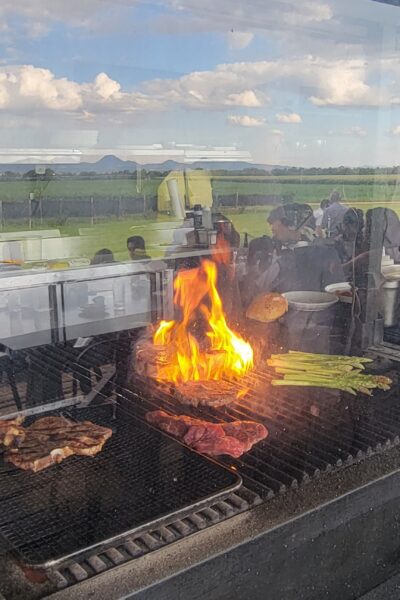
[249,206,343,295]
[243,205,344,353]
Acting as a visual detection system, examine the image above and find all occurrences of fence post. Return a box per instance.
[28,194,33,229]
[143,194,146,215]
[91,196,94,225]
[235,192,239,209]
[118,195,121,220]
[39,198,43,225]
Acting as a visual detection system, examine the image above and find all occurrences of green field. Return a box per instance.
[1,174,400,204]
[1,173,400,263]
[7,201,400,264]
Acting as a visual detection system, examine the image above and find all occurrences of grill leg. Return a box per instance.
[0,353,22,411]
[5,364,22,410]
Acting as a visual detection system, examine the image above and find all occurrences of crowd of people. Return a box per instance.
[88,191,400,315]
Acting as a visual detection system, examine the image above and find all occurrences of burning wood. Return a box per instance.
[136,259,254,407]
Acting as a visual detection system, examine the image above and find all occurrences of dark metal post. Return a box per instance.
[355,207,386,349]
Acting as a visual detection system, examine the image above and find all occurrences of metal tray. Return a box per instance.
[0,404,241,568]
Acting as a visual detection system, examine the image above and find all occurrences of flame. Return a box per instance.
[153,259,253,383]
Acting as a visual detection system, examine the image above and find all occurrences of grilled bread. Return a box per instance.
[246,292,288,323]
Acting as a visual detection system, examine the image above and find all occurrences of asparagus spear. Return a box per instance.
[267,351,391,396]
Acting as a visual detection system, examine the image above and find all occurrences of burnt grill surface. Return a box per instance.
[0,404,240,567]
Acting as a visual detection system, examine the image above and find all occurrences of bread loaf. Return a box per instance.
[246,292,288,323]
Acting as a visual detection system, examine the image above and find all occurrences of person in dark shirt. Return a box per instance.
[91,248,115,265]
[249,206,343,295]
[334,208,364,264]
[127,235,151,261]
[321,191,348,237]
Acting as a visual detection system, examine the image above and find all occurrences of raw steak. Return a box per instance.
[6,416,113,472]
[145,410,268,458]
[174,379,242,408]
[0,416,25,447]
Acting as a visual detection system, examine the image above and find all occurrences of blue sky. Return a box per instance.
[0,0,400,166]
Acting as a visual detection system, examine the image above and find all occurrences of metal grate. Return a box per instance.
[0,404,240,567]
[125,364,400,498]
[46,486,261,590]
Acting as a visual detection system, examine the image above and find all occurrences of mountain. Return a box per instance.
[0,154,281,175]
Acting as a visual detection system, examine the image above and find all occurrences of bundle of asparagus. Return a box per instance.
[267,351,391,396]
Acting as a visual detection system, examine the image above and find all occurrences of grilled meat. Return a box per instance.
[0,416,25,447]
[174,379,242,407]
[221,421,267,453]
[6,416,112,472]
[145,410,268,458]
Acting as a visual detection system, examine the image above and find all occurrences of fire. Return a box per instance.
[153,260,253,383]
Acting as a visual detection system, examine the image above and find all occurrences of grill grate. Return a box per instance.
[1,342,400,574]
[46,486,261,590]
[0,404,240,567]
[125,364,400,498]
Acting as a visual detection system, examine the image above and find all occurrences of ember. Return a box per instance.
[153,259,253,384]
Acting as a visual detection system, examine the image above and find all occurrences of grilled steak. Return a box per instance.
[145,410,268,458]
[0,416,25,447]
[6,416,112,472]
[174,379,242,407]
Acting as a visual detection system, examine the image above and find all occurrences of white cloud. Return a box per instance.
[276,112,302,123]
[0,52,397,127]
[345,126,367,138]
[0,0,335,37]
[227,115,266,127]
[145,55,391,111]
[225,90,263,107]
[154,0,334,37]
[228,31,254,50]
[0,1,135,36]
[0,65,163,118]
[93,73,121,101]
[391,126,400,136]
[271,129,284,136]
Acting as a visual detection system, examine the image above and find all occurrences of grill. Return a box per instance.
[0,403,240,567]
[124,362,400,499]
[1,340,400,599]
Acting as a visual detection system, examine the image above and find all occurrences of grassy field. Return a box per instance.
[1,173,400,262]
[6,199,400,263]
[1,174,400,204]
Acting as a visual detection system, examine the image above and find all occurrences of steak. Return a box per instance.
[145,410,268,458]
[0,416,25,447]
[174,379,242,408]
[6,416,113,472]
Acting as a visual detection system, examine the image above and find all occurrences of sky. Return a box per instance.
[1,0,400,166]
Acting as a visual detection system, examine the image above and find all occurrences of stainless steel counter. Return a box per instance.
[0,259,178,349]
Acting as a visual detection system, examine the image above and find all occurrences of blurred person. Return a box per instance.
[248,208,343,295]
[382,208,400,263]
[335,208,365,264]
[90,248,115,265]
[127,236,151,261]
[241,235,275,308]
[267,205,315,248]
[212,213,240,250]
[321,190,348,237]
[314,199,330,236]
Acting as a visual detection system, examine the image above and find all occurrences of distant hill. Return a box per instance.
[0,155,280,175]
